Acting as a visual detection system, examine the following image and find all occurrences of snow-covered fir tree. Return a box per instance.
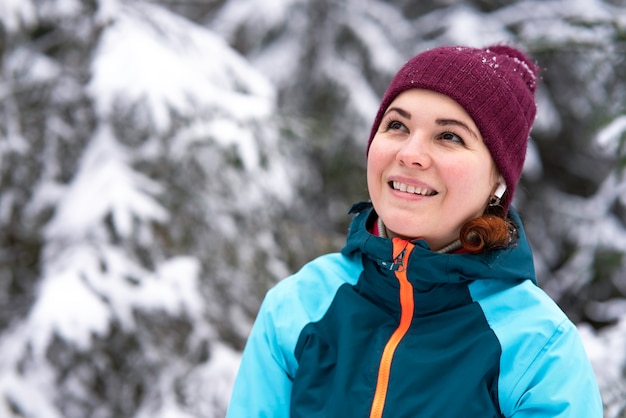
[0,0,301,416]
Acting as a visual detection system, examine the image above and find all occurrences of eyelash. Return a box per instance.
[438,131,465,145]
[383,118,466,145]
[384,119,405,131]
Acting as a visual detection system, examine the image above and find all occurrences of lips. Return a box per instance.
[390,181,437,196]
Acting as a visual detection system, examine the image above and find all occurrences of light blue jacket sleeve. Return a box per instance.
[507,319,603,417]
[225,290,294,418]
[470,279,603,417]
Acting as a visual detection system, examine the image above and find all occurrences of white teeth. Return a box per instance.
[392,181,434,196]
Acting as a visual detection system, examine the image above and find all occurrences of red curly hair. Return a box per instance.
[459,199,517,253]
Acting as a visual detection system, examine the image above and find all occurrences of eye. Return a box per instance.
[438,131,465,145]
[384,119,408,133]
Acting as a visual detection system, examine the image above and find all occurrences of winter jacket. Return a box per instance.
[226,202,603,417]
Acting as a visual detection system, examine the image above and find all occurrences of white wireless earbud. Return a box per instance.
[494,182,507,199]
[489,182,507,207]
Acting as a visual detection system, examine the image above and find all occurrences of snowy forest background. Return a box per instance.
[1,0,626,416]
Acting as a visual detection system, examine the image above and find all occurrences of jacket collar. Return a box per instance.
[341,202,537,285]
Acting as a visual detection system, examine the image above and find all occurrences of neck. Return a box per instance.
[377,217,462,254]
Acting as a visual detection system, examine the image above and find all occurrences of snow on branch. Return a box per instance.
[88,1,275,133]
[0,0,35,32]
[594,115,626,157]
[44,124,167,242]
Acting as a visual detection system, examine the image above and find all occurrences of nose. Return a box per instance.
[396,131,432,168]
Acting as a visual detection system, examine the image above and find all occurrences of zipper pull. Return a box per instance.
[392,248,406,272]
[377,246,407,271]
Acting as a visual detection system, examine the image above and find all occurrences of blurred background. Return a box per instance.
[1,0,625,416]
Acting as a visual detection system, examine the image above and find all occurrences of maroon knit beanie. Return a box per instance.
[366,44,539,213]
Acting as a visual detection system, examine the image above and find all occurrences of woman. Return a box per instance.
[226,45,603,417]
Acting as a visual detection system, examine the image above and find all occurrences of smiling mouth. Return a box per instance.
[390,181,438,196]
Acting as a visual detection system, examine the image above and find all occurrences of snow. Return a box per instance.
[0,0,35,32]
[346,3,408,74]
[532,87,562,139]
[44,124,167,242]
[522,138,542,181]
[35,142,204,353]
[4,4,271,406]
[595,115,626,156]
[27,246,206,358]
[322,56,383,123]
[7,47,61,83]
[31,251,112,354]
[37,0,82,20]
[445,6,511,47]
[88,2,275,133]
[206,118,261,171]
[0,363,64,418]
[213,0,302,32]
[586,299,626,323]
[167,342,242,418]
[579,318,626,416]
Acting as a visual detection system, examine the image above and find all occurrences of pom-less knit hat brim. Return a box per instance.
[367,45,539,213]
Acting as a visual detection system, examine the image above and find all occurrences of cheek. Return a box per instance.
[366,142,387,184]
[443,159,495,197]
[366,157,380,197]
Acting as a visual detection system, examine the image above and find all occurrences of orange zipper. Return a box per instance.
[369,239,415,418]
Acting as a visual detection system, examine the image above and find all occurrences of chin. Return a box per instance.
[385,225,422,241]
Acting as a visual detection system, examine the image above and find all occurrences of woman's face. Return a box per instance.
[367,89,501,251]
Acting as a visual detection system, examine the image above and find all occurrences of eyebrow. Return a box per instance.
[384,107,479,139]
[384,107,411,119]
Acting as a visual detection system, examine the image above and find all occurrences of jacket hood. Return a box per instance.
[341,202,537,286]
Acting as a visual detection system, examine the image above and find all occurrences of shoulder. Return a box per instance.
[469,279,571,364]
[268,251,363,305]
[259,251,363,351]
[470,279,601,415]
[470,279,566,332]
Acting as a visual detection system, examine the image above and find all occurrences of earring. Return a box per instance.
[489,183,507,207]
